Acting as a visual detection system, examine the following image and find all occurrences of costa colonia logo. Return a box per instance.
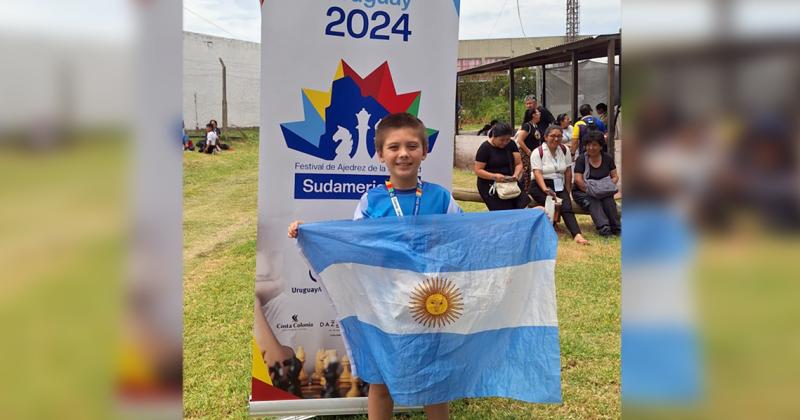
[276,314,314,330]
[280,60,439,161]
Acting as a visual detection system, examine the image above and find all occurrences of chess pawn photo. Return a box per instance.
[346,375,361,398]
[310,349,325,386]
[295,346,308,384]
[339,354,352,384]
[338,354,352,394]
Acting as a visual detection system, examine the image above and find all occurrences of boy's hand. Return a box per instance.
[288,220,303,238]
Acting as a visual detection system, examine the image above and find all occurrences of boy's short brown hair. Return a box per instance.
[374,112,428,153]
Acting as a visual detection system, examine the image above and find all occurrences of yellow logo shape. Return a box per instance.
[410,277,464,328]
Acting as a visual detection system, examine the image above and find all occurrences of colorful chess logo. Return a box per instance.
[409,277,463,328]
[281,60,439,161]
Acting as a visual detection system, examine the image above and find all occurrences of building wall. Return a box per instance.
[182,32,589,128]
[183,32,260,129]
[457,36,583,71]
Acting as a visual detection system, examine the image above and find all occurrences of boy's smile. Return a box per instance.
[378,128,427,188]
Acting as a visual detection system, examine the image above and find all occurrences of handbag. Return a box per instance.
[490,181,521,199]
[488,144,521,200]
[583,155,616,199]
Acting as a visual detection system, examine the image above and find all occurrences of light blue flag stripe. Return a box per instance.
[298,209,557,274]
[622,326,701,403]
[622,206,701,403]
[341,317,562,406]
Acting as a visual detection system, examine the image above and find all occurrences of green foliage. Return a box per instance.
[458,68,537,126]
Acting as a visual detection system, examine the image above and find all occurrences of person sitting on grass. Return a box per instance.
[204,123,218,154]
[474,122,527,211]
[529,125,590,245]
[572,130,620,236]
[288,112,463,420]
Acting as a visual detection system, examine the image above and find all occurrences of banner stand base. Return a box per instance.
[249,398,422,417]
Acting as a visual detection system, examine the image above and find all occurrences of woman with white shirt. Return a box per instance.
[556,113,573,149]
[529,125,590,245]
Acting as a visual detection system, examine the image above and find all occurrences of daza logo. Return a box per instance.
[319,320,340,329]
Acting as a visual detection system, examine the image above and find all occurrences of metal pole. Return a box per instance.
[193,92,199,130]
[509,66,516,128]
[541,64,547,108]
[455,78,460,135]
[607,39,616,156]
[571,52,578,121]
[219,57,228,130]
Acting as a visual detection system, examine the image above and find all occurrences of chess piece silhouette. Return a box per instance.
[359,379,370,397]
[283,356,304,398]
[339,354,352,383]
[321,355,341,398]
[310,349,325,386]
[295,346,308,384]
[269,361,290,392]
[332,125,354,159]
[346,374,361,398]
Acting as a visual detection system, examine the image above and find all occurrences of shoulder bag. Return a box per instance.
[583,155,616,199]
[489,145,521,200]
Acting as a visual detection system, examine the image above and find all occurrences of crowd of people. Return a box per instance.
[474,98,621,243]
[182,119,229,154]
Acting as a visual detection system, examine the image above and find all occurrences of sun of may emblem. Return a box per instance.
[409,277,464,328]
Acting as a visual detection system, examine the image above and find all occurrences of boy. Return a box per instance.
[289,112,461,420]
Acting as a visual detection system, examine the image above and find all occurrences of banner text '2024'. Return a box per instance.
[325,6,412,42]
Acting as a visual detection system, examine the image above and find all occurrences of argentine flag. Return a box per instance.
[297,209,561,406]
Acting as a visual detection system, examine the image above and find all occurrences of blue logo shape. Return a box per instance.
[282,76,389,161]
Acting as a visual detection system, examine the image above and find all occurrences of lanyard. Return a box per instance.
[384,179,423,217]
[544,147,562,173]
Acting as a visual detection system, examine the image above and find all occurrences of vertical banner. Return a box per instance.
[251,0,460,416]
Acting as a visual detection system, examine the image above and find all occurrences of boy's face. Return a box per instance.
[377,128,427,181]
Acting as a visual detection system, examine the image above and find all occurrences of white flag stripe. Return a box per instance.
[320,260,558,335]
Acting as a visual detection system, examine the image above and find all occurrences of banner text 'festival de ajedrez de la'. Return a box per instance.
[251,0,460,415]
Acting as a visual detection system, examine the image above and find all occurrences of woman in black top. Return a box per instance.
[515,108,543,192]
[572,131,620,236]
[474,123,525,211]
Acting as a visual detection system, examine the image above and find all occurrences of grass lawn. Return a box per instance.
[184,130,620,418]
